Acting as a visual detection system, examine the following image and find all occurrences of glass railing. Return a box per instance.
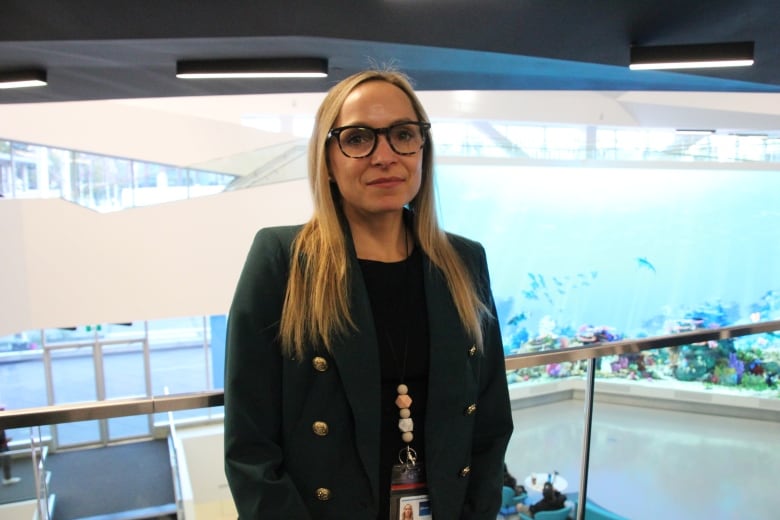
[1,319,778,519]
[503,318,780,520]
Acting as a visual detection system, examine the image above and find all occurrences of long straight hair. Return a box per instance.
[279,70,489,358]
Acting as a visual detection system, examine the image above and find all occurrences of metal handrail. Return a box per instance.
[1,318,778,430]
[0,390,224,429]
[505,318,780,370]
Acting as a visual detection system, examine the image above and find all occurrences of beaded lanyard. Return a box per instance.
[390,227,417,468]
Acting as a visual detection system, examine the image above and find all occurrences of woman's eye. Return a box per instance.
[393,126,417,141]
[344,129,372,145]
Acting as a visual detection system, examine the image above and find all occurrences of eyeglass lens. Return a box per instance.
[336,123,426,158]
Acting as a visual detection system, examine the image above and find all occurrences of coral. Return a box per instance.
[728,352,745,384]
[740,373,768,391]
[503,286,780,398]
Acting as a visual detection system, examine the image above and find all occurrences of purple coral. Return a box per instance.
[728,352,744,383]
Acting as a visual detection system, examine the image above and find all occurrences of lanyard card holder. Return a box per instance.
[389,461,431,519]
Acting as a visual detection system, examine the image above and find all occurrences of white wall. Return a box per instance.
[0,181,312,336]
[0,100,293,169]
[174,424,237,520]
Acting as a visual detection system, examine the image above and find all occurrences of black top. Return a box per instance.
[358,245,429,520]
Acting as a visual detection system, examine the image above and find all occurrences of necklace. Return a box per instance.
[391,227,417,467]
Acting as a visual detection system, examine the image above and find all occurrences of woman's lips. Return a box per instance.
[367,176,404,186]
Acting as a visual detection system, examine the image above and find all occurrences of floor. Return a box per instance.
[504,399,780,520]
[0,455,37,505]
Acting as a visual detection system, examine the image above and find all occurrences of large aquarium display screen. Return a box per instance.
[436,164,780,397]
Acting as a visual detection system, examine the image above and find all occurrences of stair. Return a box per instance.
[73,503,177,520]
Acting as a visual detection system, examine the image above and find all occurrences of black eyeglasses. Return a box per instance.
[327,121,431,158]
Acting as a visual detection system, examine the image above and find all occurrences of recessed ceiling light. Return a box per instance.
[0,69,47,89]
[630,42,754,71]
[176,58,328,79]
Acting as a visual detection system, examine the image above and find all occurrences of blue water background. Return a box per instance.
[436,165,780,342]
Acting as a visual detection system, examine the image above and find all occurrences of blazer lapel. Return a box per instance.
[330,245,381,503]
[423,255,472,458]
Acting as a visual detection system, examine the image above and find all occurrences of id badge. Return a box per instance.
[389,461,432,519]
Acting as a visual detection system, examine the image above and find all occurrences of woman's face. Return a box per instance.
[327,80,424,222]
[402,504,413,518]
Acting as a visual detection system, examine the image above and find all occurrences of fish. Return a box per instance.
[508,312,530,325]
[522,290,539,300]
[637,257,656,274]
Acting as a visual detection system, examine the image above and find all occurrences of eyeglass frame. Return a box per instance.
[327,121,431,158]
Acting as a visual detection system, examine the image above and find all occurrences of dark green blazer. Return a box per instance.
[224,225,513,519]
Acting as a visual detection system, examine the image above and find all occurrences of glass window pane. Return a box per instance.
[151,346,207,396]
[188,169,232,199]
[103,343,150,439]
[50,347,101,446]
[0,333,47,443]
[148,317,208,396]
[0,139,11,196]
[50,347,97,404]
[103,344,147,399]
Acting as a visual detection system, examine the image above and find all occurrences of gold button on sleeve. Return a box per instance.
[312,356,329,372]
[464,403,477,415]
[312,421,329,436]
[315,487,331,501]
[459,466,471,478]
[468,344,477,357]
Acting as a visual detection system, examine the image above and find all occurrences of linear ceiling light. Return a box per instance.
[629,41,754,70]
[675,129,715,135]
[0,69,47,89]
[176,58,328,79]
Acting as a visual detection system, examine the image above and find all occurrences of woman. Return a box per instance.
[516,482,566,517]
[224,69,513,519]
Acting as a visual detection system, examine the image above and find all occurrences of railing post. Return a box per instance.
[576,357,597,520]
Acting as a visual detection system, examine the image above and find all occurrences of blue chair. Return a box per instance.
[518,505,572,520]
[499,485,528,517]
[585,500,629,520]
[571,500,629,520]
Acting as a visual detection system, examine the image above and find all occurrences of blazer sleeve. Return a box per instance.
[223,227,311,519]
[463,243,514,518]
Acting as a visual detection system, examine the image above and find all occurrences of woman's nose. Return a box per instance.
[371,133,396,162]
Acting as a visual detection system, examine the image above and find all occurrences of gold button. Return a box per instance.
[468,345,477,356]
[315,487,331,501]
[464,403,477,415]
[459,466,471,477]
[312,421,329,436]
[312,356,329,372]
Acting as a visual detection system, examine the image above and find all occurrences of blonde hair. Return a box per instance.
[279,69,489,358]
